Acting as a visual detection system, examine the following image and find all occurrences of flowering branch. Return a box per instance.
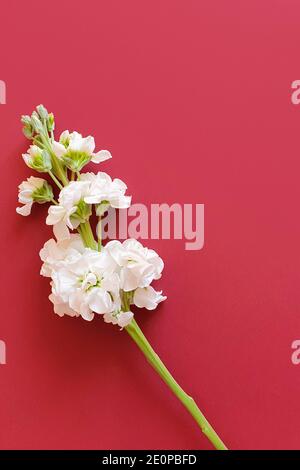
[17,105,227,450]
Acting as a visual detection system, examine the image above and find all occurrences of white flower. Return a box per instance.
[52,131,112,171]
[39,234,85,277]
[40,236,165,325]
[49,291,79,318]
[58,180,90,208]
[134,286,167,310]
[103,310,134,328]
[16,176,52,216]
[48,248,121,321]
[47,205,76,227]
[81,172,131,213]
[22,145,51,172]
[46,181,91,235]
[105,239,164,291]
[22,145,40,167]
[46,173,130,238]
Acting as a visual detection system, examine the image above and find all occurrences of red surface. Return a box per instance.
[1,0,300,450]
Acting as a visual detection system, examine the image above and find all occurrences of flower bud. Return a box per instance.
[31,112,44,133]
[22,125,33,139]
[21,115,34,139]
[36,104,49,120]
[21,115,32,126]
[47,113,55,132]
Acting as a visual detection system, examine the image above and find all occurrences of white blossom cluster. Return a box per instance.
[16,105,166,328]
[40,236,166,327]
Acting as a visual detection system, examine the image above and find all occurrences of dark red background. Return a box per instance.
[1,0,300,450]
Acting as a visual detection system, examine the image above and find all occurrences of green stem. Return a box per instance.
[40,132,69,186]
[125,319,228,450]
[79,221,97,250]
[50,149,68,186]
[97,216,102,252]
[48,171,63,190]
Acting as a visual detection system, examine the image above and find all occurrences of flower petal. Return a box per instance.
[88,288,112,314]
[117,311,134,327]
[46,205,66,225]
[81,136,95,155]
[134,286,167,310]
[91,150,112,163]
[53,220,70,241]
[16,202,33,216]
[110,195,131,209]
[52,141,67,159]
